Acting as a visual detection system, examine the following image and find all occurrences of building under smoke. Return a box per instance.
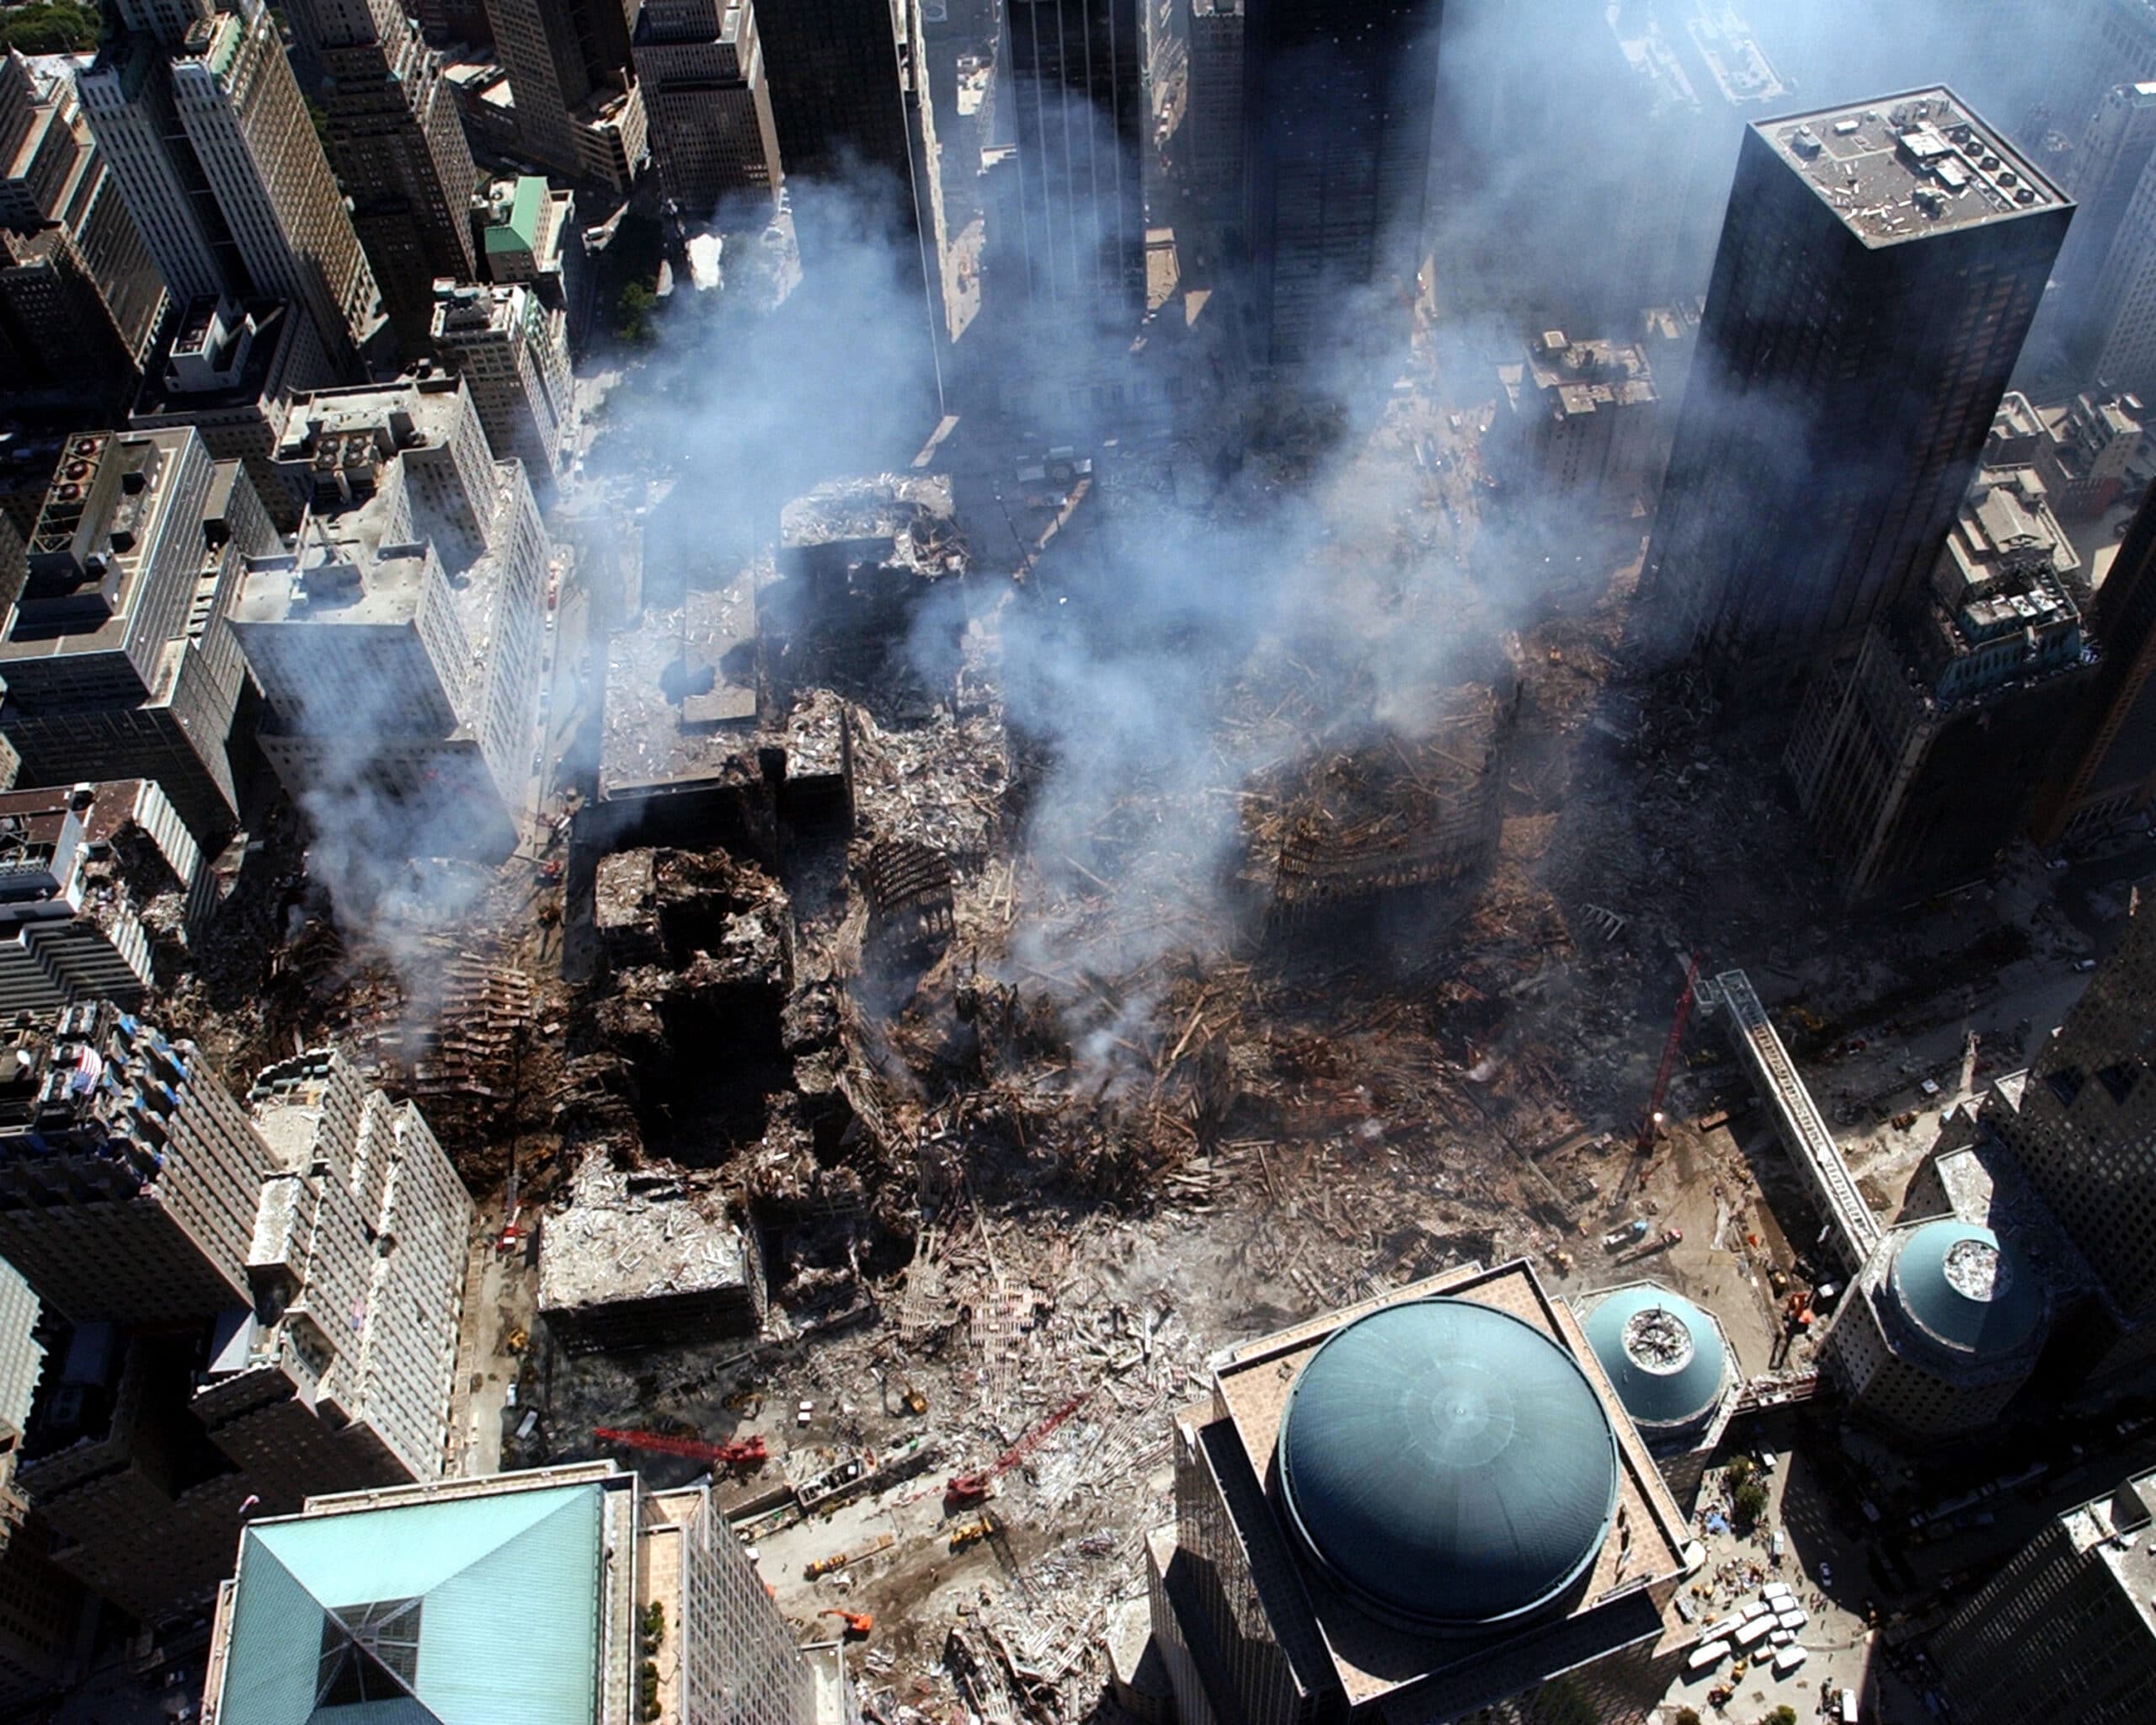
[1495,330,1663,517]
[631,0,785,226]
[0,426,275,844]
[234,376,549,863]
[1785,464,2095,900]
[1239,0,1438,373]
[1147,1259,1697,1725]
[1649,88,2070,685]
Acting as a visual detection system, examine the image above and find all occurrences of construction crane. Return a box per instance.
[594,1427,768,1471]
[1636,953,1700,1154]
[945,1389,1093,1509]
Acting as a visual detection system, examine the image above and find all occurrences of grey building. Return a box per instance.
[1647,89,2069,683]
[630,0,783,223]
[1239,0,1438,371]
[288,0,479,356]
[1006,0,1144,323]
[0,1007,471,1621]
[430,280,574,489]
[1785,465,2095,899]
[1577,1281,1738,1509]
[1931,1467,2156,1725]
[486,0,647,191]
[0,426,273,843]
[237,377,547,860]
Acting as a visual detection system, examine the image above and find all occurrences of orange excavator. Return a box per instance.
[820,1610,874,1639]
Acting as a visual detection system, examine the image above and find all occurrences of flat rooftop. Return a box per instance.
[1200,1259,1691,1714]
[1762,88,2066,245]
[599,568,760,800]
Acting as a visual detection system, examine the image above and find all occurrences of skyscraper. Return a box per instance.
[487,0,646,190]
[431,278,574,484]
[290,0,480,355]
[2036,475,2156,840]
[630,0,783,222]
[1006,0,1143,323]
[1240,0,1439,371]
[753,0,917,260]
[77,0,383,371]
[1647,90,2069,681]
[1988,890,2156,1374]
[1930,1467,2156,1724]
[0,48,168,413]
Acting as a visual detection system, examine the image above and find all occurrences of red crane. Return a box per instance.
[1636,953,1700,1154]
[945,1389,1094,1509]
[595,1427,769,1471]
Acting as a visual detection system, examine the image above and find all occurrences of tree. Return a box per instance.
[1733,1477,1771,1525]
[1673,1710,1704,1725]
[0,2,99,52]
[1762,1708,1798,1725]
[615,281,659,346]
[1724,1455,1756,1485]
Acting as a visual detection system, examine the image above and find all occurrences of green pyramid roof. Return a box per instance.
[218,1482,604,1725]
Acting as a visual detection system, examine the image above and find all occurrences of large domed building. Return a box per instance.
[1579,1282,1740,1507]
[1822,1219,2049,1436]
[1144,1260,1700,1725]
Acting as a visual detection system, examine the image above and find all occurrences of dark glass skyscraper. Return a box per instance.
[1647,88,2069,679]
[1240,0,1439,370]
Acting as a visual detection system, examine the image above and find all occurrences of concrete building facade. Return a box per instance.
[629,0,783,223]
[1647,90,2070,682]
[1496,330,1662,515]
[1931,1468,2156,1725]
[0,1007,470,1621]
[487,0,645,191]
[237,377,547,858]
[1239,0,1438,372]
[0,427,274,842]
[1150,1259,1697,1725]
[1785,465,2095,900]
[430,279,573,487]
[291,0,480,356]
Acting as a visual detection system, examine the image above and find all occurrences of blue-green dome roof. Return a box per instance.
[1582,1285,1732,1433]
[1888,1221,2044,1358]
[1275,1299,1619,1632]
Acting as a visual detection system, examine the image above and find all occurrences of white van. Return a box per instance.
[1839,1689,1862,1723]
[1686,1638,1732,1673]
[1733,1616,1774,1649]
[1771,1645,1808,1676]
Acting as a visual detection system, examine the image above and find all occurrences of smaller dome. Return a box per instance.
[1887,1222,2043,1359]
[1583,1285,1731,1433]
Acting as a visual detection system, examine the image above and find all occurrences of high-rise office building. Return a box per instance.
[430,278,573,484]
[237,377,547,859]
[1239,0,1439,370]
[290,0,479,355]
[0,1012,471,1621]
[1006,0,1143,323]
[200,1461,843,1725]
[752,0,916,255]
[487,0,647,191]
[1785,464,2095,899]
[630,0,783,222]
[0,427,273,842]
[1988,893,2156,1376]
[1186,0,1243,222]
[1930,1467,2156,1724]
[0,48,168,412]
[77,1,383,371]
[1647,90,2069,681]
[2038,476,2156,840]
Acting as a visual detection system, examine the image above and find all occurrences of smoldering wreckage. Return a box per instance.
[170,458,1788,1724]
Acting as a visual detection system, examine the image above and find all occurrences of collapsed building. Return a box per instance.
[537,1149,766,1354]
[1249,676,1518,927]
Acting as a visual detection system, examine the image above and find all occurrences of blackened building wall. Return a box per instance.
[1647,90,2068,684]
[1239,0,1438,371]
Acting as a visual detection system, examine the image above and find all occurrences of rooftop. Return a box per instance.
[599,566,760,799]
[483,176,547,259]
[1201,1258,1692,1712]
[1762,88,2066,245]
[536,1151,752,1318]
[1580,1282,1734,1435]
[1883,1220,2047,1365]
[2065,1471,2156,1641]
[131,298,298,421]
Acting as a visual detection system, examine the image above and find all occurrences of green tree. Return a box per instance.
[1762,1708,1798,1725]
[0,2,99,52]
[1673,1711,1704,1725]
[1732,1477,1771,1525]
[615,281,659,345]
[1724,1455,1756,1485]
